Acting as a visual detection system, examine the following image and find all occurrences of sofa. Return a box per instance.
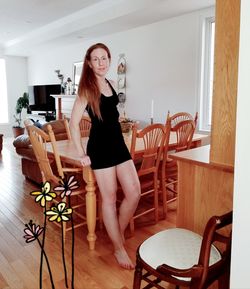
[13,119,68,184]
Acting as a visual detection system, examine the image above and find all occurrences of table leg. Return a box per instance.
[82,166,97,250]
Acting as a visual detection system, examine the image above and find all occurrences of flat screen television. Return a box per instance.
[28,84,61,112]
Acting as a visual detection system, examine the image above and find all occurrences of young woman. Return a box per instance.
[69,43,140,269]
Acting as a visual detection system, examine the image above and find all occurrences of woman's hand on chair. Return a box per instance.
[79,155,91,167]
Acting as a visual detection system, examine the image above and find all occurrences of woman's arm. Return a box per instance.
[69,95,91,166]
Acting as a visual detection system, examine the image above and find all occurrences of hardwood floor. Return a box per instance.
[0,137,176,289]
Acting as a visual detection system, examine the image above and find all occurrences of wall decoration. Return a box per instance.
[55,69,65,93]
[117,54,126,108]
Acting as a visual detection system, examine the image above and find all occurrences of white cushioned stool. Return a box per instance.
[133,211,232,289]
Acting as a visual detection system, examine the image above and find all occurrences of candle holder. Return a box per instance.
[150,117,154,125]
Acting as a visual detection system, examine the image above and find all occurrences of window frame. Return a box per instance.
[199,15,215,132]
[0,58,9,124]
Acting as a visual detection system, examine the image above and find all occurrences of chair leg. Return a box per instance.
[133,260,143,289]
[218,268,230,289]
[63,220,67,241]
[161,170,168,219]
[154,175,159,223]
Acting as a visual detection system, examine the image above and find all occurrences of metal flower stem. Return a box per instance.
[37,237,55,289]
[61,222,68,288]
[39,203,47,289]
[68,196,75,289]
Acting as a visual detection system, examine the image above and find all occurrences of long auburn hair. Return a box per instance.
[78,43,111,119]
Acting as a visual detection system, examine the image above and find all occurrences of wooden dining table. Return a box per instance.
[46,132,209,250]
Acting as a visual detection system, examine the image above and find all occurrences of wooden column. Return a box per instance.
[170,0,240,257]
[210,0,240,166]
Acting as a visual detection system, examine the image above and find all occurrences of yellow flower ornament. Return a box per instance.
[46,202,72,222]
[31,181,57,207]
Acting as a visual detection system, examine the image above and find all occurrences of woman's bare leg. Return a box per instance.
[94,166,135,269]
[116,160,141,239]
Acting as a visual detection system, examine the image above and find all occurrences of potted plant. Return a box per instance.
[13,92,29,138]
[120,117,134,133]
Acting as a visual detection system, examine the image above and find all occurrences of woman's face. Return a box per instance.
[89,48,110,77]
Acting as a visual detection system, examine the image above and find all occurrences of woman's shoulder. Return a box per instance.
[108,79,116,86]
[107,79,117,93]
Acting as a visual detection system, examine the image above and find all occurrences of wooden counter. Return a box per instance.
[170,145,233,235]
[170,145,234,172]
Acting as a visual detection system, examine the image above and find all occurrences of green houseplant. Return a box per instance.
[13,92,29,137]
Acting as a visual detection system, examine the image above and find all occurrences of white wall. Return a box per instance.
[230,0,250,287]
[0,56,28,136]
[28,7,214,125]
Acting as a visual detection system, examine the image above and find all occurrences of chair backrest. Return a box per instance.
[158,211,233,288]
[63,115,92,139]
[167,111,198,128]
[79,116,92,137]
[161,116,174,167]
[172,119,196,152]
[25,121,63,183]
[166,112,196,153]
[63,116,72,140]
[130,123,166,177]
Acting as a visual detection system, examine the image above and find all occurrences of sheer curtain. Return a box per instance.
[0,59,8,123]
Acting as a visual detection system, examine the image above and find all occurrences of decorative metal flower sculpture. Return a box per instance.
[23,220,55,289]
[46,202,72,222]
[54,175,79,289]
[24,220,44,243]
[25,176,80,289]
[54,175,79,198]
[31,181,57,207]
[46,201,73,288]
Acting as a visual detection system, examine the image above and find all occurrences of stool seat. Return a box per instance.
[139,228,221,281]
[133,211,232,289]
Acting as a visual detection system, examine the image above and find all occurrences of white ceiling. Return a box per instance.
[0,0,215,56]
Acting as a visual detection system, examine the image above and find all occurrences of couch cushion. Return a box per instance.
[13,119,68,149]
[42,119,66,135]
[16,147,36,160]
[13,134,30,148]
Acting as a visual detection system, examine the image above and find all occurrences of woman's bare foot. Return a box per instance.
[114,247,134,270]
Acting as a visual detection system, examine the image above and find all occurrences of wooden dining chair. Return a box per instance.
[161,113,196,217]
[25,120,87,236]
[168,111,198,129]
[129,123,166,234]
[62,116,103,229]
[79,116,92,137]
[133,210,232,289]
[63,115,92,140]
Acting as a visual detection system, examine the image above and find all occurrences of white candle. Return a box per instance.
[150,99,154,118]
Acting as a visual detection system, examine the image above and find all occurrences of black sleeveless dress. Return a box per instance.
[86,81,131,170]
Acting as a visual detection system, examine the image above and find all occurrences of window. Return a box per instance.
[0,59,8,123]
[199,17,215,131]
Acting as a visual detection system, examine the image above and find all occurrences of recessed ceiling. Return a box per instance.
[0,0,215,56]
